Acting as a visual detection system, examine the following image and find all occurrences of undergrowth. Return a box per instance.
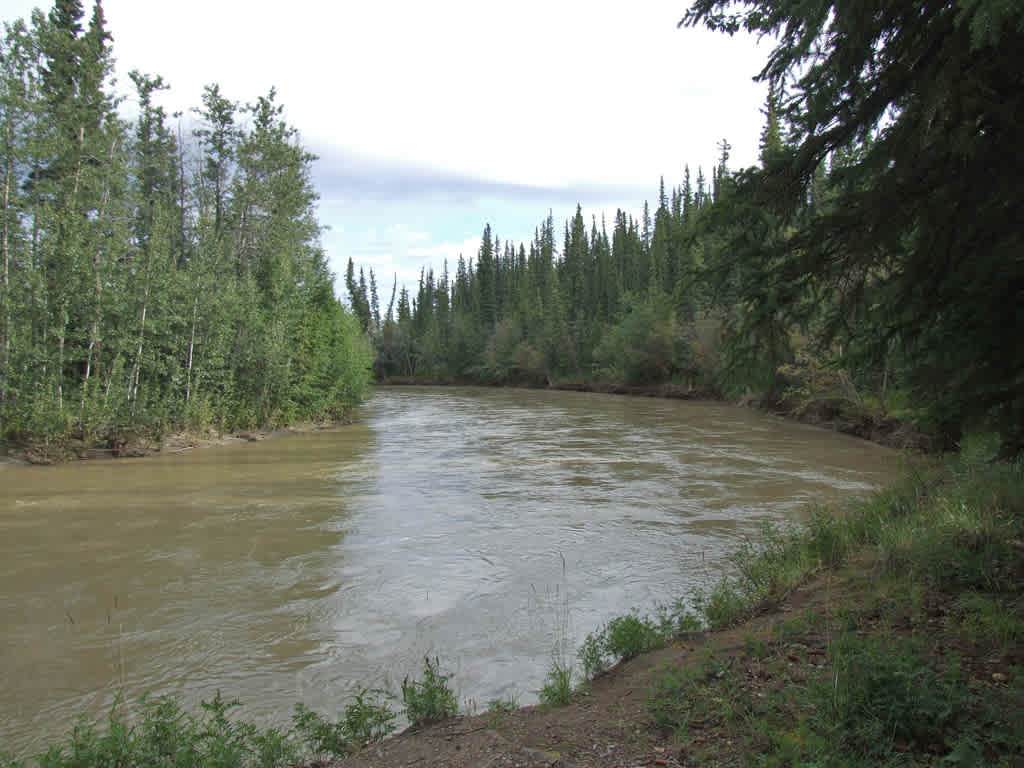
[401,656,458,727]
[639,436,1024,766]
[538,658,575,708]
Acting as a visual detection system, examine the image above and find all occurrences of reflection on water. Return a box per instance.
[0,387,903,753]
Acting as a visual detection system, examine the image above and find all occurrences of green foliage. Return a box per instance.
[401,657,458,727]
[592,292,681,385]
[578,599,703,682]
[579,614,665,681]
[648,654,763,743]
[949,593,1024,652]
[648,629,1023,767]
[292,687,395,758]
[742,632,770,660]
[19,692,302,768]
[603,614,663,660]
[683,0,1024,455]
[808,634,975,762]
[0,12,372,451]
[0,686,395,768]
[578,631,610,681]
[341,687,397,746]
[692,580,749,630]
[538,658,574,708]
[640,452,1024,765]
[486,694,519,714]
[291,704,347,758]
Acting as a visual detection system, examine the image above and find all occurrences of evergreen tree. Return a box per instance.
[476,223,497,327]
[0,4,372,446]
[684,0,1024,452]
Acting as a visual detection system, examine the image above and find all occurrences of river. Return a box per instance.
[0,387,903,754]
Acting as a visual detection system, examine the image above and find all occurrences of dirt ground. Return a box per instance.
[328,572,845,768]
[325,558,1019,768]
[0,421,347,465]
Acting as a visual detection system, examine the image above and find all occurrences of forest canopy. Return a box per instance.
[0,0,373,453]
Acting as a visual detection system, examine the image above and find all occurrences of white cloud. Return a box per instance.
[408,236,484,265]
[5,0,773,294]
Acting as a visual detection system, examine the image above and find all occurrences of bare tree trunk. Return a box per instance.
[129,251,152,418]
[1,147,11,405]
[81,136,118,416]
[185,293,199,405]
[57,299,67,412]
[30,160,43,387]
[177,118,187,269]
[879,343,890,416]
[103,352,120,408]
[70,124,84,202]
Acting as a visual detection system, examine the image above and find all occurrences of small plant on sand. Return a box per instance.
[579,602,699,682]
[293,686,396,758]
[578,629,610,680]
[486,694,519,714]
[401,656,458,727]
[538,657,574,707]
[341,686,397,746]
[605,614,663,660]
[484,694,519,727]
[292,703,348,758]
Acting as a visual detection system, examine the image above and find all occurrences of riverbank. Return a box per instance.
[7,442,1020,767]
[0,417,358,467]
[334,440,1023,767]
[379,377,929,453]
[1,369,922,466]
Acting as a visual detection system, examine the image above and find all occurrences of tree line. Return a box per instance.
[347,155,729,390]
[349,0,1024,456]
[0,0,373,453]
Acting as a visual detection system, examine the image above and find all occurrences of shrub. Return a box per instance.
[810,633,971,760]
[538,658,574,707]
[342,687,397,746]
[292,703,347,758]
[605,614,662,660]
[401,657,458,727]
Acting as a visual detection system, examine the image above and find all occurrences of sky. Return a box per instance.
[2,0,773,299]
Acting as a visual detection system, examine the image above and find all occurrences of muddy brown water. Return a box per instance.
[0,387,904,755]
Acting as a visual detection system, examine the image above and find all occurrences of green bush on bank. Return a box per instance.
[2,686,400,768]
[639,438,1024,766]
[401,656,458,727]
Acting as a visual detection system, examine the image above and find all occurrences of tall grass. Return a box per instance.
[401,656,458,727]
[689,443,1024,629]
[640,438,1024,766]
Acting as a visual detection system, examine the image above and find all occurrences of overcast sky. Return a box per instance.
[3,0,772,298]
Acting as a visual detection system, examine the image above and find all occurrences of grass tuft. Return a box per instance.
[401,656,458,727]
[538,658,574,708]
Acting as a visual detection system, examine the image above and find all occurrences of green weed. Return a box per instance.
[578,630,609,680]
[742,632,770,660]
[578,601,698,681]
[648,655,762,743]
[951,592,1024,651]
[486,694,518,714]
[401,656,458,727]
[341,686,397,746]
[538,658,574,708]
[693,579,749,629]
[293,686,396,757]
[810,633,971,761]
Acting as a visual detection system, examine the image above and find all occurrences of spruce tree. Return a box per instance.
[683,0,1024,452]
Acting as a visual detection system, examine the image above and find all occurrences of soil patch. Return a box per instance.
[328,562,1017,768]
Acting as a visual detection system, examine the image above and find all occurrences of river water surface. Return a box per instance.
[0,387,904,754]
